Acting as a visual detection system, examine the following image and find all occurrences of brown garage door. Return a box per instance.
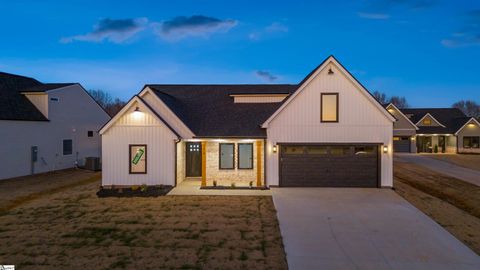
[279,144,379,187]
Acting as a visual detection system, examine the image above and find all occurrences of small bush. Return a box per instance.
[249,181,253,188]
[140,184,148,192]
[231,182,236,188]
[213,180,217,187]
[131,185,139,191]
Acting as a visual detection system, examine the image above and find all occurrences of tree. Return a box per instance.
[389,96,409,109]
[373,91,409,108]
[452,100,480,118]
[88,89,125,117]
[373,91,388,104]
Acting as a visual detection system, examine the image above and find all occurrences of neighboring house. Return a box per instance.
[0,72,111,180]
[386,103,480,154]
[100,56,395,188]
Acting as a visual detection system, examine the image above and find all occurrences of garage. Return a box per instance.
[279,144,379,187]
[393,137,411,152]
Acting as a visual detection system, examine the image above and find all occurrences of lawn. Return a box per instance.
[394,161,480,255]
[0,171,287,269]
[423,153,480,172]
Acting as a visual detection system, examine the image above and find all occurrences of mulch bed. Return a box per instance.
[96,185,173,197]
[201,186,269,190]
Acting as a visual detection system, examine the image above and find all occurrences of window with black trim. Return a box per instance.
[63,139,72,155]
[129,145,147,174]
[321,93,338,122]
[219,143,235,169]
[463,136,480,148]
[88,131,94,137]
[238,143,253,169]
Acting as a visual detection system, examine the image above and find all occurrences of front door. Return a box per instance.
[186,142,202,177]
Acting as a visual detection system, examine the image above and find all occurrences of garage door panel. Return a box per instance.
[280,144,379,187]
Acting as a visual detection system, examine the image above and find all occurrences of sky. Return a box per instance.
[1,0,479,107]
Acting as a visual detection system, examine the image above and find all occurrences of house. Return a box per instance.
[0,72,111,180]
[100,56,395,188]
[386,103,480,153]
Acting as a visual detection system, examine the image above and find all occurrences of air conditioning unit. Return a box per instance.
[85,157,101,171]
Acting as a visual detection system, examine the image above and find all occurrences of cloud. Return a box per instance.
[61,18,148,43]
[249,22,288,41]
[357,12,390,20]
[442,10,480,48]
[154,15,237,41]
[255,70,278,82]
[358,0,437,19]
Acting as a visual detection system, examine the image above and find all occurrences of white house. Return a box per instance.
[100,56,395,188]
[0,72,111,180]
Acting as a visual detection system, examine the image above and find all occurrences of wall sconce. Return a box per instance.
[383,145,388,153]
[328,68,334,75]
[411,136,416,141]
[272,145,278,153]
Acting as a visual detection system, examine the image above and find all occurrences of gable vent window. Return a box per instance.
[321,93,339,122]
[88,131,94,137]
[50,97,59,102]
[423,118,431,125]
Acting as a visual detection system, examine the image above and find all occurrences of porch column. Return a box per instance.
[256,140,262,187]
[201,141,206,187]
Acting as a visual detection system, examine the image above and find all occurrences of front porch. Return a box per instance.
[416,134,456,153]
[176,139,265,188]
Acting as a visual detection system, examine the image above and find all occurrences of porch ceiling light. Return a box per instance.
[272,145,278,153]
[383,145,388,153]
[468,123,476,127]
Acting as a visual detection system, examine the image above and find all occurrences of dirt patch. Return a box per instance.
[394,161,480,218]
[0,179,287,269]
[425,154,480,172]
[394,161,480,255]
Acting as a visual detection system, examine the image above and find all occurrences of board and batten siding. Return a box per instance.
[101,100,177,186]
[265,62,394,187]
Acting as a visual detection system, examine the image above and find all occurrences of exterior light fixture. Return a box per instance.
[272,145,278,153]
[328,68,334,75]
[468,123,475,127]
[132,106,143,119]
[383,145,388,153]
[134,107,140,112]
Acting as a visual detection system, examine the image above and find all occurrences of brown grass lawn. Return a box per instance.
[0,173,287,270]
[424,154,480,172]
[394,161,480,255]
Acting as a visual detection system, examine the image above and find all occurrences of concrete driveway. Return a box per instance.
[395,154,480,186]
[272,188,480,270]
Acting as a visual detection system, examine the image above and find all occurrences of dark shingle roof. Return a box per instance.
[21,83,76,92]
[148,84,298,137]
[400,108,470,134]
[0,72,75,121]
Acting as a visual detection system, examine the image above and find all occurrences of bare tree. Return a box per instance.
[389,96,409,109]
[373,91,409,108]
[88,89,125,117]
[452,100,480,118]
[373,91,388,104]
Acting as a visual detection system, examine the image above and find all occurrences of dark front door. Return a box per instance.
[186,142,202,177]
[279,144,379,187]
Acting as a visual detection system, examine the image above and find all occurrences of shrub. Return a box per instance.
[249,181,253,188]
[213,180,217,187]
[140,184,148,192]
[231,182,236,188]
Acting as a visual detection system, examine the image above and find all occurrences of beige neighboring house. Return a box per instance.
[386,103,480,154]
[100,55,395,189]
[0,72,111,180]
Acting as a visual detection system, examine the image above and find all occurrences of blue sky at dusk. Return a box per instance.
[1,0,479,107]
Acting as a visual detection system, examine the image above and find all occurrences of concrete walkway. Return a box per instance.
[167,180,272,196]
[272,188,480,270]
[395,153,480,186]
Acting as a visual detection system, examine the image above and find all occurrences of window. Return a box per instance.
[238,143,253,169]
[321,93,338,122]
[63,139,72,155]
[129,145,147,174]
[463,137,480,148]
[423,118,432,125]
[283,146,303,155]
[306,146,328,155]
[219,143,235,169]
[87,131,94,137]
[50,97,59,102]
